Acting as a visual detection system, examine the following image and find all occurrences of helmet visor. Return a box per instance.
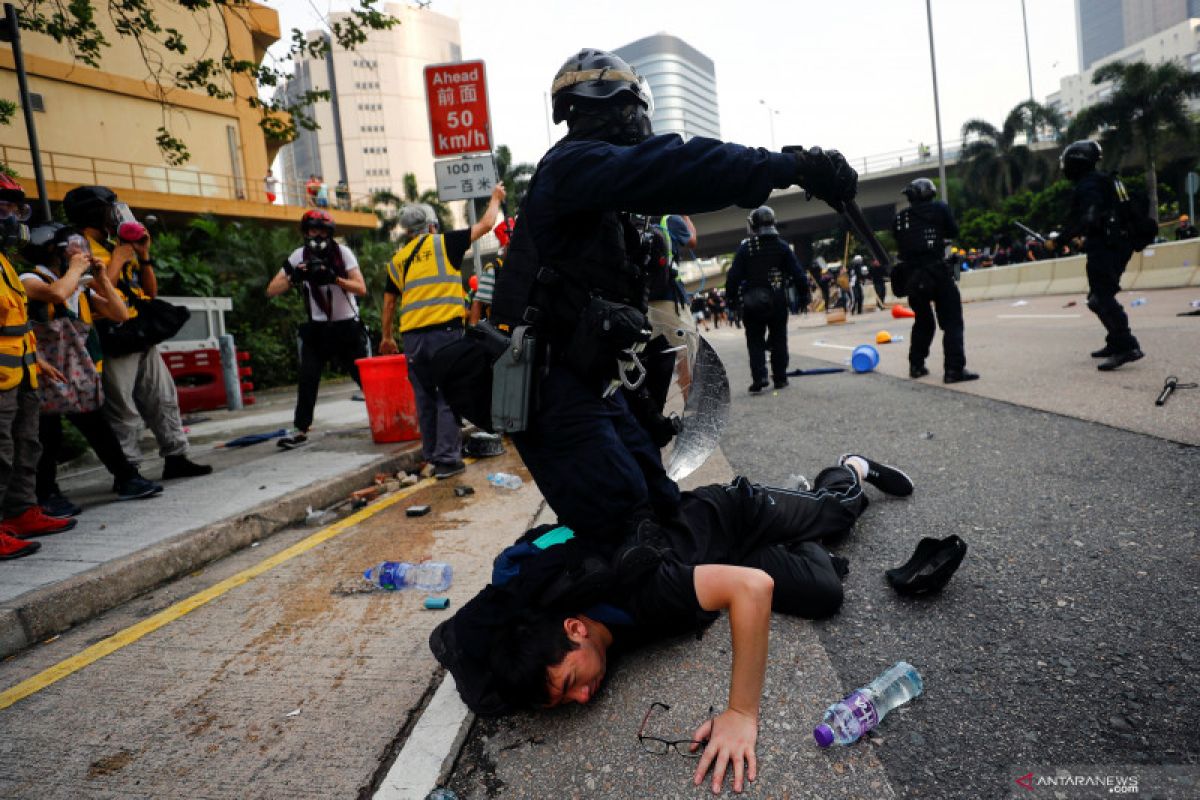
[636,74,654,116]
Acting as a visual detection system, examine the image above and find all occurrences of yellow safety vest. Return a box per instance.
[388,234,466,333]
[88,235,149,319]
[0,254,38,391]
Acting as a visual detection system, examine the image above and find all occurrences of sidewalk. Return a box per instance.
[0,380,424,658]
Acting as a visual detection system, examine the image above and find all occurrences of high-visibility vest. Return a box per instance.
[88,235,148,319]
[0,254,38,391]
[388,234,466,333]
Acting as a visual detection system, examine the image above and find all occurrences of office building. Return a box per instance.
[278,2,462,208]
[1077,0,1200,69]
[613,33,720,140]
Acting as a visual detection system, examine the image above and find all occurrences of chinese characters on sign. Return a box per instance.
[433,155,498,201]
[423,60,491,158]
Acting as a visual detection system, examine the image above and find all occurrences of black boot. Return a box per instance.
[162,455,213,480]
[944,369,980,384]
[909,364,929,379]
[748,380,768,394]
[1097,349,1143,371]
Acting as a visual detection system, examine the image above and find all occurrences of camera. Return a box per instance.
[287,237,342,287]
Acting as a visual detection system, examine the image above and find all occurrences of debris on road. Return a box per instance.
[424,597,450,610]
[406,505,432,517]
[454,486,475,497]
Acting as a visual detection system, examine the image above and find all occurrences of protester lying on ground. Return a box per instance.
[21,223,163,516]
[430,453,914,794]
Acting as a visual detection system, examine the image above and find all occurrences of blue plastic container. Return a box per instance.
[851,345,880,373]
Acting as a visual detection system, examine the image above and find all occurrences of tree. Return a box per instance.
[469,144,534,221]
[959,100,1064,202]
[1066,60,1200,221]
[18,0,398,164]
[371,174,451,240]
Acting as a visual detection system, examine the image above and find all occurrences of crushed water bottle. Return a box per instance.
[362,561,453,592]
[1130,297,1147,306]
[813,661,923,747]
[487,472,523,490]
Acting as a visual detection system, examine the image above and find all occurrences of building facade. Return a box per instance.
[613,34,720,141]
[1049,16,1200,118]
[1076,0,1200,69]
[278,3,462,209]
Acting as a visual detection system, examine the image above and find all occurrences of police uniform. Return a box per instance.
[0,253,42,519]
[386,229,472,468]
[725,233,808,389]
[1066,171,1140,357]
[892,199,970,378]
[494,133,800,540]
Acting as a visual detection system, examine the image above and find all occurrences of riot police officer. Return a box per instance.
[1060,140,1143,371]
[893,178,978,383]
[490,48,857,541]
[725,206,809,392]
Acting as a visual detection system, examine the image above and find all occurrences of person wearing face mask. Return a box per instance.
[0,177,80,556]
[266,209,369,449]
[488,48,858,545]
[21,224,163,516]
[62,186,211,482]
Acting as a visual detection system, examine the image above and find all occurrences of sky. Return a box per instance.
[266,0,1080,169]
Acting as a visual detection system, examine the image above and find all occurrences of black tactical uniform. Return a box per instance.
[725,207,809,391]
[490,49,857,540]
[892,178,977,383]
[1061,140,1143,370]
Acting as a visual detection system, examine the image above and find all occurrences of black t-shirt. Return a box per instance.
[384,229,473,295]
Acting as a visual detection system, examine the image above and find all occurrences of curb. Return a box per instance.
[0,445,425,660]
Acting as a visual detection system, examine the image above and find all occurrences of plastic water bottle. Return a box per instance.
[362,561,453,592]
[813,661,924,747]
[1131,297,1147,306]
[487,472,523,490]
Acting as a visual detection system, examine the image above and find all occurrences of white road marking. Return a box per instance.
[374,675,472,799]
[996,314,1082,319]
[811,341,858,350]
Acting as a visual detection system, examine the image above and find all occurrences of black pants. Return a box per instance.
[512,365,680,541]
[907,266,966,373]
[681,465,868,619]
[1085,245,1139,353]
[872,275,887,305]
[744,303,789,385]
[852,283,864,314]
[37,410,138,499]
[295,319,368,432]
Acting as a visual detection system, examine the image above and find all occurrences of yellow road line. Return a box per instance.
[0,477,437,711]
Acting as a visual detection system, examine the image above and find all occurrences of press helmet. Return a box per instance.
[0,174,27,206]
[399,203,438,234]
[748,206,778,235]
[1060,140,1102,180]
[62,185,118,230]
[902,178,937,203]
[300,208,335,235]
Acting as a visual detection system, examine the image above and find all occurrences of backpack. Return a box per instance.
[1113,177,1158,252]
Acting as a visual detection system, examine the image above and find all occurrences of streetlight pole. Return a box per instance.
[0,3,51,222]
[1020,0,1035,102]
[924,0,949,208]
[759,99,777,150]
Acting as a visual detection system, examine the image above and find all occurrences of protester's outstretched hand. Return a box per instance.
[690,708,758,794]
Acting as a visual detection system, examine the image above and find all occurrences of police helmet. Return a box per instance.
[1060,140,1101,180]
[902,178,937,203]
[63,185,118,230]
[300,208,335,235]
[550,49,653,124]
[399,203,438,234]
[851,254,864,267]
[748,206,778,235]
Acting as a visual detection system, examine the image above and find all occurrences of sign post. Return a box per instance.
[1186,171,1199,223]
[424,60,493,279]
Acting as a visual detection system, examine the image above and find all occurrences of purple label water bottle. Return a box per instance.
[814,662,923,747]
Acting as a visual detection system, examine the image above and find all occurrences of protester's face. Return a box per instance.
[543,620,607,707]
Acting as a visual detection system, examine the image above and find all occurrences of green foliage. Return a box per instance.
[958,100,1063,202]
[0,99,16,126]
[20,0,399,163]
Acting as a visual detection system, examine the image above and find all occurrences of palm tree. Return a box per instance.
[1066,60,1200,220]
[959,100,1064,202]
[370,174,452,239]
[470,144,535,219]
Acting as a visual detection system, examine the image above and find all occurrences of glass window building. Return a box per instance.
[613,34,720,141]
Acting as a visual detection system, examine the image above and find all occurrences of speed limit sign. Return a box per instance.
[423,60,492,158]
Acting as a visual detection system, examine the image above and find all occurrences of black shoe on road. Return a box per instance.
[1097,349,1144,371]
[116,474,164,501]
[41,492,82,518]
[433,460,466,480]
[748,380,768,394]
[278,433,309,450]
[840,454,914,497]
[161,455,213,480]
[909,365,930,379]
[773,378,789,390]
[1090,345,1116,358]
[944,369,980,384]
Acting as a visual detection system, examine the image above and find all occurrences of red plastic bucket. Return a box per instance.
[355,355,421,443]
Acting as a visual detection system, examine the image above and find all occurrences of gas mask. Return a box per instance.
[567,102,653,146]
[0,212,30,253]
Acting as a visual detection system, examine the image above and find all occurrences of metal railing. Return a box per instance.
[0,144,377,210]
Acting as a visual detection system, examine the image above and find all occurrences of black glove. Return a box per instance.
[283,258,305,287]
[783,146,858,211]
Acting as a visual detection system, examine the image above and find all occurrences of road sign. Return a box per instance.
[1186,171,1199,196]
[424,60,491,158]
[433,155,498,201]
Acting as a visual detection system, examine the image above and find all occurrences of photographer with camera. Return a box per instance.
[267,209,368,449]
[63,185,211,482]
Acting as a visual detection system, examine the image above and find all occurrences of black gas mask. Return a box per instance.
[0,214,30,252]
[567,102,652,146]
